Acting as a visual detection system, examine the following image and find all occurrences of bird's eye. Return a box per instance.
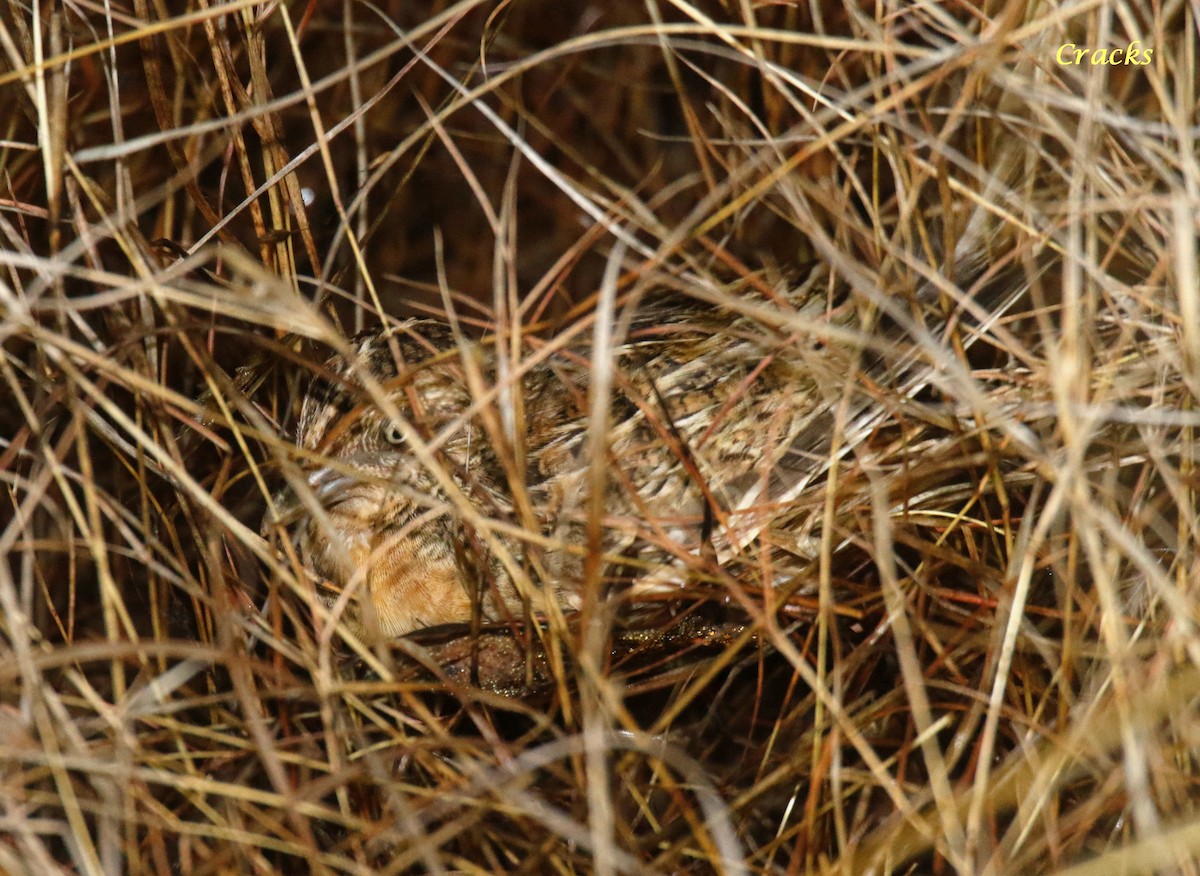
[382,420,406,446]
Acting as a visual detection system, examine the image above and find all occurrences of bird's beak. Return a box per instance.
[264,466,359,531]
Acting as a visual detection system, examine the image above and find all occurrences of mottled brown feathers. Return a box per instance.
[274,287,854,639]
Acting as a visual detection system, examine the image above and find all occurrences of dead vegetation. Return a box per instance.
[1,0,1198,873]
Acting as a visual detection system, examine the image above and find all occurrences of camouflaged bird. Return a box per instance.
[269,277,866,640]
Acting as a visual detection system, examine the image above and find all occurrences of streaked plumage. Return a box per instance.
[270,277,879,639]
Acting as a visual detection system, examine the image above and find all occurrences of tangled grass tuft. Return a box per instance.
[1,1,1197,873]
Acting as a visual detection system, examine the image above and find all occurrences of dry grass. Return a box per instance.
[1,0,1198,873]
